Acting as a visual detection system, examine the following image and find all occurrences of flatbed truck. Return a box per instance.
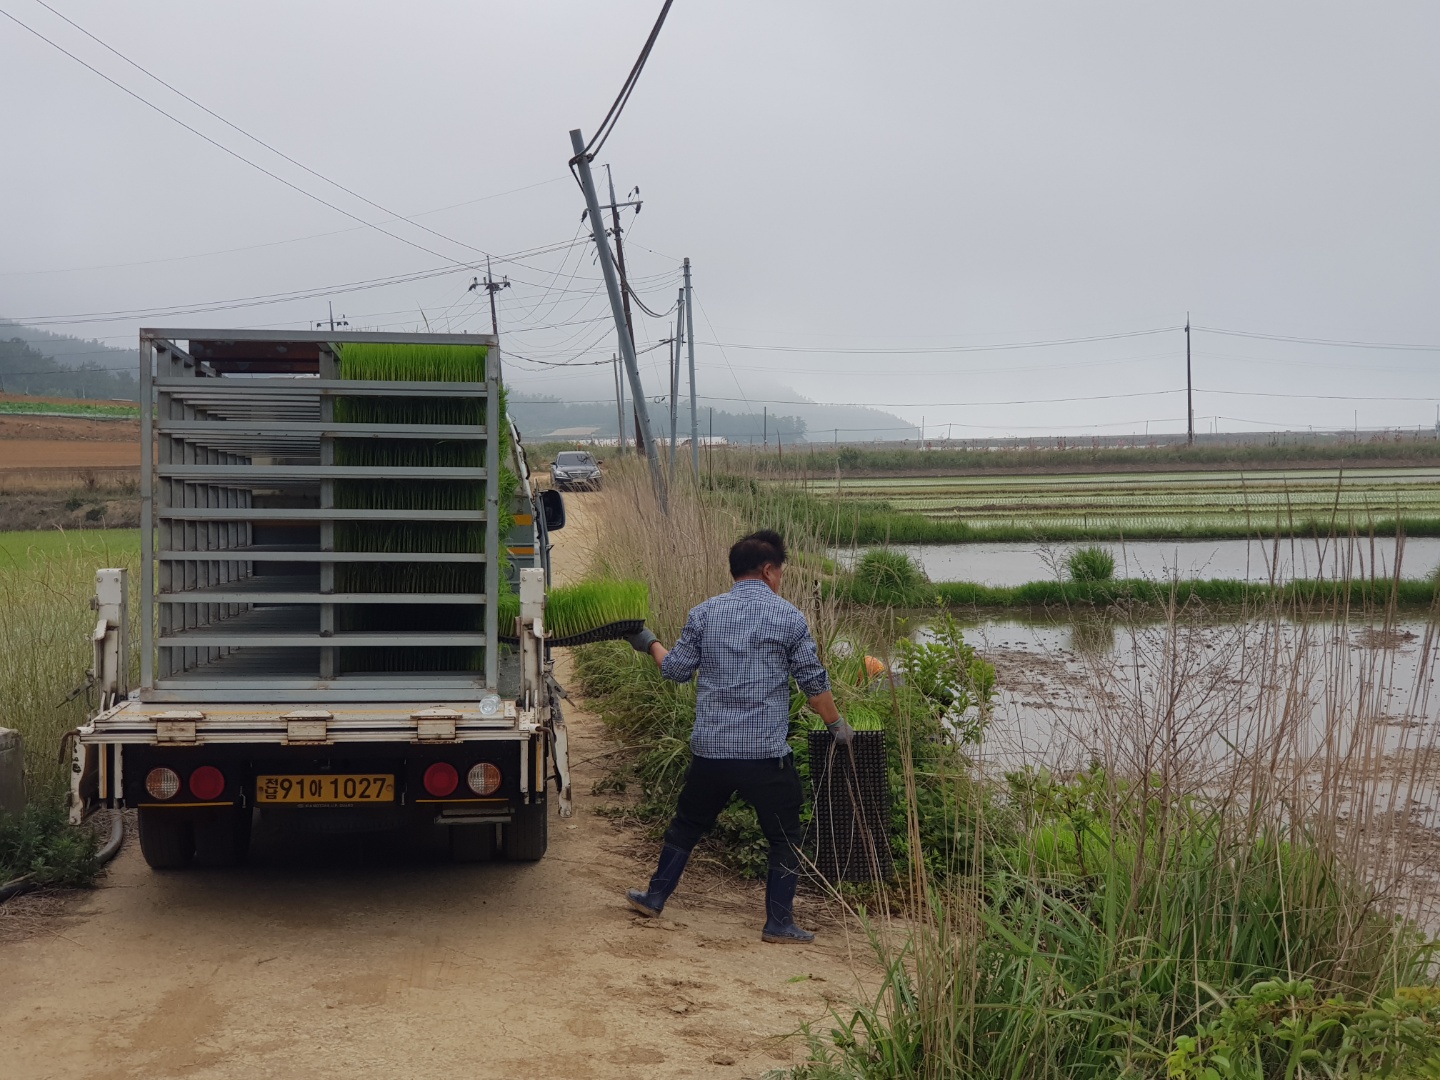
[68,329,570,867]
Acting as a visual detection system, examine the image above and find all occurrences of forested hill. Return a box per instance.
[508,393,917,443]
[0,321,140,400]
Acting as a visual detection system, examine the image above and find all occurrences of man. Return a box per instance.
[623,529,853,944]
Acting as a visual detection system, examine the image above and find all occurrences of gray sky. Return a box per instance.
[3,1,1437,438]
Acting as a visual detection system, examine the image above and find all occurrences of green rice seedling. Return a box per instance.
[543,579,650,641]
[330,344,513,673]
[1067,544,1115,582]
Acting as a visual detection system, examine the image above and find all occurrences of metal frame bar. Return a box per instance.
[138,330,502,702]
[142,328,498,346]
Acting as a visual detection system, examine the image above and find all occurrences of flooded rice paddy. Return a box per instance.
[863,535,1440,586]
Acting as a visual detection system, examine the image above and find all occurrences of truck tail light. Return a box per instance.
[189,765,225,801]
[423,762,459,797]
[145,767,181,800]
[467,762,501,795]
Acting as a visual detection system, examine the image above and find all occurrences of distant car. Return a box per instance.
[550,450,602,491]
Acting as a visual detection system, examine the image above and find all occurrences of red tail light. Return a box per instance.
[423,762,459,797]
[189,765,225,801]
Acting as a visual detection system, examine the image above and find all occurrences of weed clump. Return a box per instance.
[0,799,98,887]
[1066,544,1115,581]
[848,548,935,607]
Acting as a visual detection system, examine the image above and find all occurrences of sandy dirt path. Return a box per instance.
[2,491,864,1080]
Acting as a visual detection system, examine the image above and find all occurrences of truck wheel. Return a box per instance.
[503,795,548,861]
[193,806,251,867]
[450,823,498,863]
[138,808,195,870]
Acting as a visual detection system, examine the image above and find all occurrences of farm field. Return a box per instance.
[0,528,140,569]
[800,466,1440,534]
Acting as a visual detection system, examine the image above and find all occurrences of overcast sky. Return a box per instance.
[3,1,1437,438]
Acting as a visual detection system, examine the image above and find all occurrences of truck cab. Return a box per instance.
[70,329,570,869]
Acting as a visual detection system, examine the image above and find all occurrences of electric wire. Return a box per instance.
[17,0,569,276]
[573,0,675,162]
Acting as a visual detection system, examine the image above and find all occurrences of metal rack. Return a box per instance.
[138,329,502,703]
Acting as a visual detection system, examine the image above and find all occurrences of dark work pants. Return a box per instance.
[663,754,804,873]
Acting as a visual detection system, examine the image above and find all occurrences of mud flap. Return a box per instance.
[546,676,573,819]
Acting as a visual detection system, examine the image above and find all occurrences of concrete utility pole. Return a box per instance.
[569,128,664,506]
[470,257,511,337]
[316,302,349,332]
[668,289,683,479]
[1185,315,1194,447]
[603,165,646,453]
[683,258,698,481]
[612,354,626,452]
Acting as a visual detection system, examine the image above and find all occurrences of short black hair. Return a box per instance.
[729,529,786,579]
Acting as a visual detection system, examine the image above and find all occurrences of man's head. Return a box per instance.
[729,529,786,593]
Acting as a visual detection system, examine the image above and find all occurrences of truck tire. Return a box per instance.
[193,806,251,867]
[503,795,548,861]
[138,808,195,870]
[449,822,498,863]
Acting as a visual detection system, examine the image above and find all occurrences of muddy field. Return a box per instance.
[0,413,140,530]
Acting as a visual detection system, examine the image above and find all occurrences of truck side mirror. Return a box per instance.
[539,488,566,531]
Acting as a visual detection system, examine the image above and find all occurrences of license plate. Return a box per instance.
[256,774,395,804]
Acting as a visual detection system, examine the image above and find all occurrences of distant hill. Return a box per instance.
[508,393,916,444]
[0,320,139,400]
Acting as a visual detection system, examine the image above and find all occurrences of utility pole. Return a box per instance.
[569,129,664,506]
[684,258,698,482]
[316,302,349,332]
[1185,315,1194,447]
[469,257,510,337]
[612,354,626,452]
[603,164,645,453]
[763,406,768,449]
[668,288,683,479]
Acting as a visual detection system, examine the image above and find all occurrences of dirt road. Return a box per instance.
[2,493,863,1080]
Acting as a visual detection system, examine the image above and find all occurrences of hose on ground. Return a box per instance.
[0,809,126,904]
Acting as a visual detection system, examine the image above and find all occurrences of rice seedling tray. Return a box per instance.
[808,729,893,883]
[501,618,645,648]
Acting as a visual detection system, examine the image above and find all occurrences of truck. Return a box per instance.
[68,328,571,869]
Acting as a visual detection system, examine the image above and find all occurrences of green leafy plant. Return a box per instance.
[1067,544,1116,582]
[0,799,99,887]
[848,548,935,607]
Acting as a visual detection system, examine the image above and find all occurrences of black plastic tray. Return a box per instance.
[808,729,893,883]
[501,618,645,649]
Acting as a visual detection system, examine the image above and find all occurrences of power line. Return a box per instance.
[1194,325,1440,352]
[0,177,567,278]
[693,326,1182,355]
[573,0,675,162]
[0,3,504,273]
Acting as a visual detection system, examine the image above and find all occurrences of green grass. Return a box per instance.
[748,440,1440,475]
[1067,545,1115,582]
[0,798,99,887]
[0,529,140,569]
[741,468,1440,543]
[0,537,139,799]
[0,400,138,418]
[918,575,1437,609]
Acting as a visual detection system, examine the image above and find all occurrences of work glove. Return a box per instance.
[825,714,855,747]
[626,627,659,654]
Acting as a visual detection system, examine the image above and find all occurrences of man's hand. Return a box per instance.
[626,627,659,654]
[825,714,855,747]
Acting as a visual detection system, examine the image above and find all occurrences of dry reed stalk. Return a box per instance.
[584,459,838,645]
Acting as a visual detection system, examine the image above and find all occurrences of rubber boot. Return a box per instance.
[626,843,690,918]
[761,864,815,944]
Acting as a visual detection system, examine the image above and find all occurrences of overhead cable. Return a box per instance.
[573,0,675,162]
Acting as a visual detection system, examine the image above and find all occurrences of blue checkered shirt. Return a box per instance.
[659,578,831,759]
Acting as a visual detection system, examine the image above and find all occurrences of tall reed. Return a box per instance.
[794,577,1440,1078]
